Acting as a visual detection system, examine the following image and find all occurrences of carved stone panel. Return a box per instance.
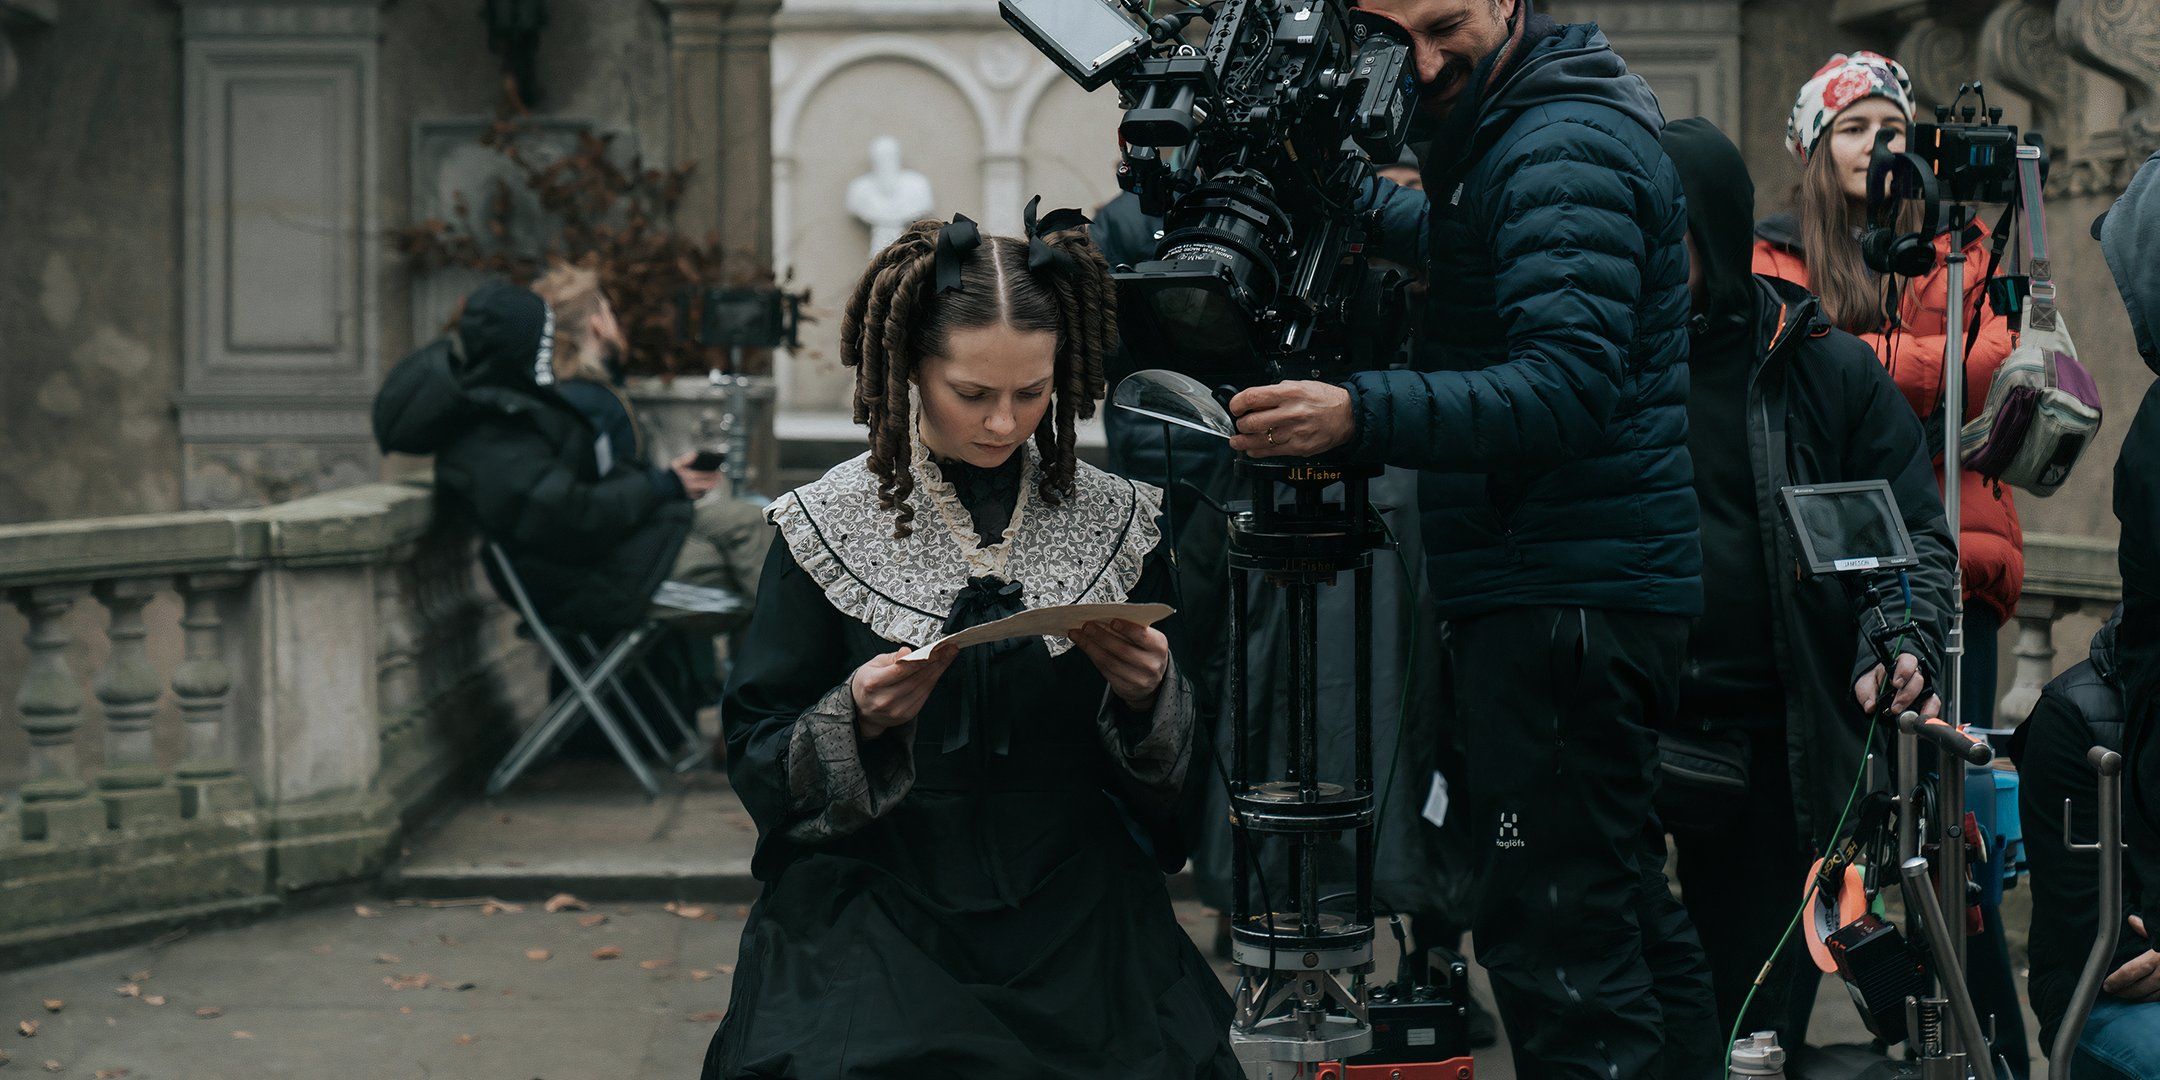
[2058,0,2160,156]
[1547,1,1743,135]
[177,1,385,509]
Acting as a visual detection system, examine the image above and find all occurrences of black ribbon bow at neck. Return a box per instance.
[1023,195,1093,277]
[938,575,1028,756]
[934,213,981,295]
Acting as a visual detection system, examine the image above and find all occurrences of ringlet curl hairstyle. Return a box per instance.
[839,217,1115,538]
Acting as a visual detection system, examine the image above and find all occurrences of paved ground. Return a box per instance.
[1,761,2050,1078]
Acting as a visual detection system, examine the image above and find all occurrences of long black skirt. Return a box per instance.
[702,787,1239,1079]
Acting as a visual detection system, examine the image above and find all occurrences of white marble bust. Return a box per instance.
[846,136,936,259]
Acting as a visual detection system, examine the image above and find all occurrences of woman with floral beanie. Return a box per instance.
[1755,52,2023,723]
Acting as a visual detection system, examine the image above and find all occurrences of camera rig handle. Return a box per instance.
[2050,747,2127,1080]
[1898,710,1996,768]
[1898,855,2001,1080]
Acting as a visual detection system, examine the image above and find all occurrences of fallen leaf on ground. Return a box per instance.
[639,959,671,971]
[716,964,735,975]
[439,981,477,992]
[399,1007,412,1016]
[0,1049,8,1064]
[18,1020,39,1037]
[309,945,333,956]
[230,1031,253,1040]
[690,970,713,982]
[732,905,749,919]
[455,1034,475,1047]
[525,949,551,961]
[103,1018,115,1027]
[496,813,511,824]
[590,946,623,961]
[663,901,707,919]
[95,1069,129,1078]
[41,1060,60,1073]
[39,1001,60,1014]
[383,973,433,991]
[417,897,489,909]
[127,972,150,983]
[141,997,166,1008]
[688,1011,725,1023]
[195,1007,221,1020]
[353,905,382,918]
[373,954,400,965]
[112,985,139,999]
[544,893,588,913]
[479,900,524,917]
[577,914,609,928]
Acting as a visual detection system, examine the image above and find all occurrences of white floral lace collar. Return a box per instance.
[766,439,1163,656]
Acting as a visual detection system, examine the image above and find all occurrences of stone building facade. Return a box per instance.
[0,0,2155,675]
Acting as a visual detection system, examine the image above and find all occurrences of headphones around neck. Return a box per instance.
[1860,128,1944,280]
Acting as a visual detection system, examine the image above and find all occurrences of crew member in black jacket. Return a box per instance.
[374,281,715,633]
[1654,119,1958,1059]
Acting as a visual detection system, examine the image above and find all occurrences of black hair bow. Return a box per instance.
[1023,195,1093,277]
[935,213,981,295]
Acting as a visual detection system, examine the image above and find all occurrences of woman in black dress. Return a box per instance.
[701,206,1240,1079]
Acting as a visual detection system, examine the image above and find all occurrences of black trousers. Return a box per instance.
[1449,606,1723,1079]
[1670,726,1820,1049]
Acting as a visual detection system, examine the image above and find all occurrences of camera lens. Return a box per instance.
[1113,174,1293,370]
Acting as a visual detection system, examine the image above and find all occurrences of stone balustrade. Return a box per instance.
[0,483,539,963]
[1997,532,2123,728]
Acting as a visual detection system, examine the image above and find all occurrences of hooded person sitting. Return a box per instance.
[372,280,724,633]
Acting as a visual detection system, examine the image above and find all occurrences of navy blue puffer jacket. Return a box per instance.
[1346,20,1700,618]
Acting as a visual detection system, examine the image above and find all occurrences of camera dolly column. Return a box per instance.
[1225,456,1386,1067]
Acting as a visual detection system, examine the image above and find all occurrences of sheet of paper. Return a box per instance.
[898,602,1175,661]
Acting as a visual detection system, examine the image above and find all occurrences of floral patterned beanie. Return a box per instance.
[1786,51,1916,165]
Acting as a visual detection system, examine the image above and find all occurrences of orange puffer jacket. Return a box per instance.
[1754,216,2024,623]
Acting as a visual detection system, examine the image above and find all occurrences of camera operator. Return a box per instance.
[1654,118,1957,1056]
[1224,1,1718,1073]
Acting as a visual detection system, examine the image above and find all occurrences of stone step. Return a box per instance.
[386,762,761,904]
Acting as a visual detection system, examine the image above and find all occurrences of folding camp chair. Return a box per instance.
[482,542,748,797]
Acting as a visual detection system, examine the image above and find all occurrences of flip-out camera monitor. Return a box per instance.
[999,0,1149,91]
[1779,480,1920,577]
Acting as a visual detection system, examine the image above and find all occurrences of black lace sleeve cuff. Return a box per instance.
[781,683,916,844]
[1096,661,1196,813]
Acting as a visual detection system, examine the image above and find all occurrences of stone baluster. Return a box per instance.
[10,585,104,843]
[92,578,181,829]
[375,552,419,732]
[171,573,253,817]
[1998,595,2074,728]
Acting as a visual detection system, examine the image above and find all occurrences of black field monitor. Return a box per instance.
[1779,480,1920,577]
[1000,0,1149,91]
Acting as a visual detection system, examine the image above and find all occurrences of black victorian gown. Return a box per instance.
[701,446,1239,1079]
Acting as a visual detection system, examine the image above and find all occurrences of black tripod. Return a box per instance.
[1226,456,1388,1066]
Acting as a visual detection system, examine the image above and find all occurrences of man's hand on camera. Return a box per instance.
[670,451,722,500]
[1854,651,1931,716]
[1228,382,1355,458]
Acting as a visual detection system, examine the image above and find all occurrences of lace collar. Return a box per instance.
[767,439,1163,657]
